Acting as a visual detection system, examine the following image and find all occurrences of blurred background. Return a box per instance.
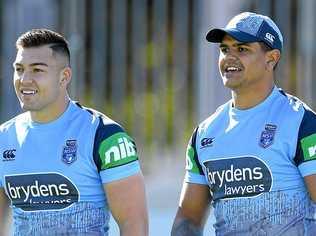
[1,0,316,235]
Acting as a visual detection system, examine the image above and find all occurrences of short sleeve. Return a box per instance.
[184,127,208,185]
[93,117,141,183]
[294,108,316,177]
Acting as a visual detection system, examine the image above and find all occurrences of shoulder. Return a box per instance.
[72,101,124,131]
[73,102,131,142]
[0,112,29,133]
[275,88,310,115]
[198,101,229,133]
[270,88,316,133]
[187,101,229,146]
[296,102,316,138]
[293,102,316,168]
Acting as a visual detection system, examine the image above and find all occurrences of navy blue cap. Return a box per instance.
[206,12,283,52]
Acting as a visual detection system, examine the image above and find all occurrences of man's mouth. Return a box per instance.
[20,89,37,95]
[224,66,242,72]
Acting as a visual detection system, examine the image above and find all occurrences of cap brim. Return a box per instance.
[206,28,259,43]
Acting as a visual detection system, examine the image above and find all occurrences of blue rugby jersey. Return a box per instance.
[0,101,141,235]
[185,86,316,235]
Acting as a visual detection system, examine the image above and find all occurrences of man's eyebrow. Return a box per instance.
[219,42,252,47]
[13,62,49,67]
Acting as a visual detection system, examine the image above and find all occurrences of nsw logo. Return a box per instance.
[3,149,16,161]
[259,124,277,148]
[201,137,214,148]
[62,140,77,165]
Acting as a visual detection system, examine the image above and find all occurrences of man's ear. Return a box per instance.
[60,67,72,87]
[265,49,281,71]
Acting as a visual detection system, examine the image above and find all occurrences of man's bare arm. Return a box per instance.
[172,218,203,236]
[304,174,316,202]
[0,188,9,235]
[171,183,211,236]
[104,173,148,236]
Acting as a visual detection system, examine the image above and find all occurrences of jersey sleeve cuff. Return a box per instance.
[100,160,141,184]
[298,160,316,177]
[184,172,208,185]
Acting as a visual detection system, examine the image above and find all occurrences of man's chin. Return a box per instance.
[20,103,37,112]
[223,78,242,90]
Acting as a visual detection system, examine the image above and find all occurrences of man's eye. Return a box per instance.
[15,67,23,73]
[220,47,229,53]
[33,68,44,73]
[238,47,248,52]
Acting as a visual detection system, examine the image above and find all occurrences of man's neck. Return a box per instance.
[231,82,275,110]
[30,96,70,123]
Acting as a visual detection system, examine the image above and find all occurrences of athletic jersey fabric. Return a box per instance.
[0,101,141,235]
[185,86,316,235]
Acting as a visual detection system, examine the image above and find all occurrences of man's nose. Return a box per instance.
[20,72,32,83]
[224,50,238,59]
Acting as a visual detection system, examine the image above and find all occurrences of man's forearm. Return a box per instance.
[0,209,9,236]
[119,218,148,236]
[0,189,9,235]
[171,219,203,236]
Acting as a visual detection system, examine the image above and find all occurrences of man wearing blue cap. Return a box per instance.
[172,12,316,235]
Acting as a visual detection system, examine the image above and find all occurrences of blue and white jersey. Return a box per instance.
[0,101,141,235]
[185,86,316,235]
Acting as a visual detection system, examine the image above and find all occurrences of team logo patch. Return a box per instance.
[62,140,77,165]
[301,133,316,161]
[259,124,277,148]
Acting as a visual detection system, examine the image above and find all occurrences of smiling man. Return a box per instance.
[0,29,148,235]
[172,12,316,235]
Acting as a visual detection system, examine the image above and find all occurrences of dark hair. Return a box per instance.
[16,29,70,65]
[259,42,272,52]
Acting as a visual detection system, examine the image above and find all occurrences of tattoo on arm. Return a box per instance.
[171,219,203,236]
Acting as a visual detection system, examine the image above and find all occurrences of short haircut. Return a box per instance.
[16,29,70,65]
[259,42,273,52]
[259,42,279,70]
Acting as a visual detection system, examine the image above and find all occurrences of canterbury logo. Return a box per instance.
[3,149,16,161]
[265,33,275,43]
[201,138,214,148]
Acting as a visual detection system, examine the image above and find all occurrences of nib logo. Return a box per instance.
[308,145,316,158]
[99,132,139,169]
[3,149,16,161]
[104,137,136,164]
[301,134,316,161]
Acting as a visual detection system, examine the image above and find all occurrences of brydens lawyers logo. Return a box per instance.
[203,156,272,200]
[4,172,79,212]
[3,149,16,161]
